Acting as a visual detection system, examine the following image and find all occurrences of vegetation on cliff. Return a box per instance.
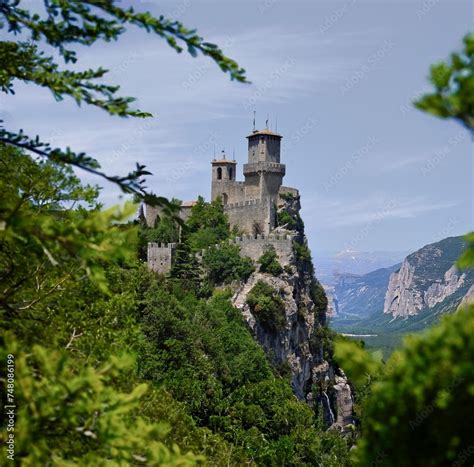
[0,144,351,465]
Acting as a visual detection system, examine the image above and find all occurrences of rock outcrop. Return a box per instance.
[383,236,473,319]
[232,193,354,431]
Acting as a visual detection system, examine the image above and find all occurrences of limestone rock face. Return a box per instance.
[383,237,473,319]
[383,259,424,317]
[232,194,354,430]
[232,265,315,401]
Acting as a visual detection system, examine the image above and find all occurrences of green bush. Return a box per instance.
[310,281,328,317]
[280,191,296,201]
[246,281,287,331]
[258,245,284,276]
[185,197,230,250]
[336,305,474,466]
[293,241,314,273]
[0,338,201,466]
[203,243,255,285]
[277,210,297,230]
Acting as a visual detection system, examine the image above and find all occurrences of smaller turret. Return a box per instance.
[211,151,238,204]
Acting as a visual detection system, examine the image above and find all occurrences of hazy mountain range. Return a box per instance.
[323,236,473,336]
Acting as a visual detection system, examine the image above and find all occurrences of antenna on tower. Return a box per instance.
[213,144,216,159]
[221,149,226,160]
[275,117,278,133]
[253,110,256,131]
[265,115,269,129]
[232,148,235,161]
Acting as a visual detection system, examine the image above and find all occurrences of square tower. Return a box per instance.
[244,130,286,201]
[211,152,239,204]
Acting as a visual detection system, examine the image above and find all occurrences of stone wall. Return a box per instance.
[147,243,177,275]
[211,180,245,204]
[224,198,276,235]
[230,233,295,266]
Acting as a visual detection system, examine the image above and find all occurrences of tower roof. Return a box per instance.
[247,129,282,139]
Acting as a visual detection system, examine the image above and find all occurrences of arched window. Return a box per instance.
[228,167,233,180]
[217,167,222,180]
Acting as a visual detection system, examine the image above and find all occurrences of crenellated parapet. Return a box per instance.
[230,233,295,266]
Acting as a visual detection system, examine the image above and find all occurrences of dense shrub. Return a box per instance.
[185,196,230,250]
[336,305,474,466]
[258,245,284,276]
[293,241,314,273]
[310,280,328,317]
[246,281,287,331]
[277,209,304,231]
[277,210,298,230]
[203,243,255,285]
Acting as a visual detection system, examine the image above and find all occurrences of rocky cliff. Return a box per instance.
[232,193,354,432]
[331,264,400,322]
[383,236,473,319]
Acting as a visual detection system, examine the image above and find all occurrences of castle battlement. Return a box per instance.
[148,242,177,250]
[224,198,264,210]
[146,128,301,275]
[232,233,294,242]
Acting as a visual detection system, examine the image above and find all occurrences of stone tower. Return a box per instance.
[211,151,238,205]
[244,129,285,203]
[208,128,295,235]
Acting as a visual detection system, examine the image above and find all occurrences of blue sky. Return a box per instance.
[1,0,472,256]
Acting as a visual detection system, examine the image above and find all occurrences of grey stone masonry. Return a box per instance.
[231,233,295,266]
[147,243,177,275]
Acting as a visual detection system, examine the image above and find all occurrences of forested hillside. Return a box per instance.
[0,146,350,465]
[1,2,473,465]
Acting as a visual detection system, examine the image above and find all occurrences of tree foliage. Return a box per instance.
[0,339,201,466]
[258,245,284,276]
[0,0,247,205]
[247,280,287,332]
[336,306,474,466]
[184,197,230,251]
[203,243,255,285]
[415,32,474,132]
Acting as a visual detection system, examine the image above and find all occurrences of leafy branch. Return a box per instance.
[0,0,248,205]
[414,32,474,133]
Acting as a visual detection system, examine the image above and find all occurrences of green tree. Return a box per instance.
[203,243,255,285]
[0,0,246,206]
[247,281,287,332]
[415,32,474,133]
[336,306,474,466]
[185,197,230,250]
[0,338,202,465]
[258,245,284,276]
